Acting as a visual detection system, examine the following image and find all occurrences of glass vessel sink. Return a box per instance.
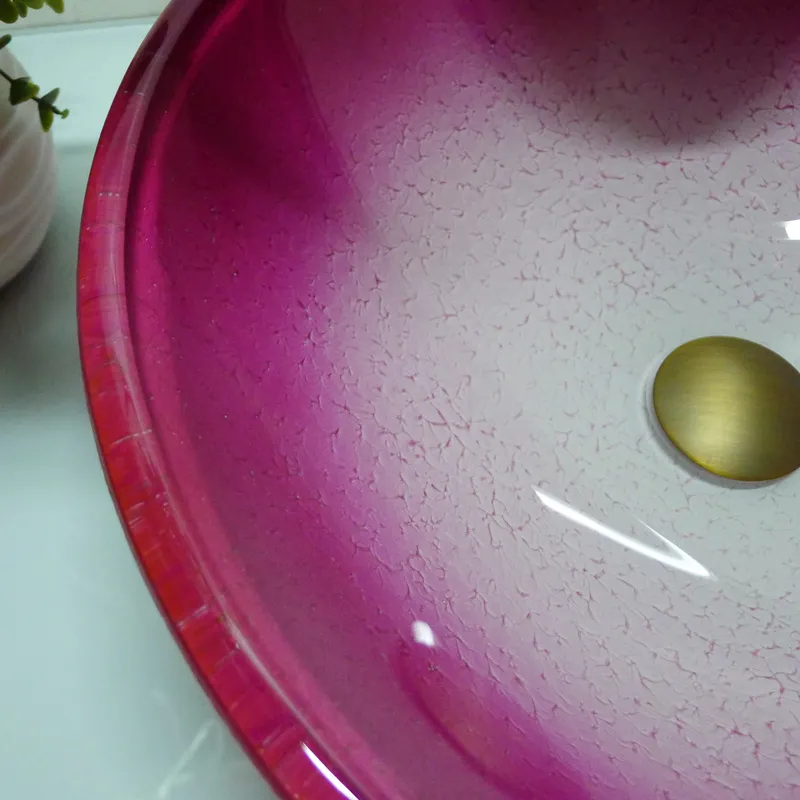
[79,0,800,797]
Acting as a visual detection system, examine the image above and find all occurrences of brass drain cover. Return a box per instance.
[652,336,800,482]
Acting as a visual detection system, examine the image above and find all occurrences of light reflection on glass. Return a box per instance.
[783,219,800,239]
[302,743,360,800]
[534,488,714,579]
[412,620,437,648]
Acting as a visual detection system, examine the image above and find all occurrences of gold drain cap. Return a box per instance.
[652,336,800,482]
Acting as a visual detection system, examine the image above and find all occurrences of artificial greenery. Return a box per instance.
[0,0,68,132]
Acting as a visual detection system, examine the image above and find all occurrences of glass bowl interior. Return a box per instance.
[80,0,800,797]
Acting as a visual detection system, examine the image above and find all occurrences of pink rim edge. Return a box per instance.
[77,4,399,798]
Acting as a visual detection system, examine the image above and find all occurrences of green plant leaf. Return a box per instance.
[40,87,58,105]
[8,77,38,105]
[13,2,29,18]
[23,0,45,9]
[37,102,53,132]
[43,0,62,11]
[0,0,19,23]
[0,34,11,50]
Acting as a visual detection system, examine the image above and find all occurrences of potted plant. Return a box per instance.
[0,0,69,289]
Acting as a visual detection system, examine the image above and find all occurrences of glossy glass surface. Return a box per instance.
[80,0,800,798]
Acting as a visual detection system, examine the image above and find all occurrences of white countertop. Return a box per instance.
[0,21,276,800]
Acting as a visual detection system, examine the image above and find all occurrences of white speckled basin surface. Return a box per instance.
[82,0,800,797]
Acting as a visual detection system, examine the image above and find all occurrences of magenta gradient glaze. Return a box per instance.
[80,0,800,797]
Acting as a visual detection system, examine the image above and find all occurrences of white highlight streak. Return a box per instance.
[784,219,800,240]
[534,489,714,579]
[302,743,360,800]
[155,721,215,798]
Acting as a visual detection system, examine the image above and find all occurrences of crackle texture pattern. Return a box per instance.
[81,0,800,798]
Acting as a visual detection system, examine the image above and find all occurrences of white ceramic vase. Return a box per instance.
[0,47,56,290]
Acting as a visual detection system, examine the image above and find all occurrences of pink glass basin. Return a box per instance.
[79,0,800,797]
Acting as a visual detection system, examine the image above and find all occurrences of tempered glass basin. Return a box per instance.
[79,0,800,797]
